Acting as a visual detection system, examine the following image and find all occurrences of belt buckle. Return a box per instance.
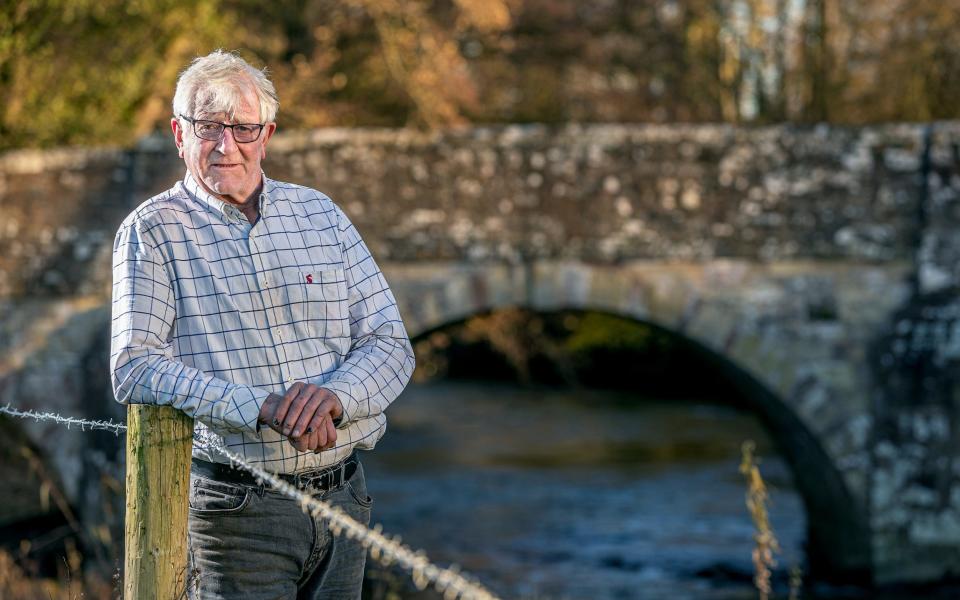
[295,458,348,493]
[297,471,325,493]
[333,460,347,489]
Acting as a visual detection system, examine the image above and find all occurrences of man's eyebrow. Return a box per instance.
[195,113,259,123]
[193,112,228,120]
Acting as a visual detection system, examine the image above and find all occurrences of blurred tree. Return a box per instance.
[2,0,960,151]
[799,0,832,122]
[0,0,235,149]
[852,0,960,122]
[682,2,726,121]
[248,0,514,129]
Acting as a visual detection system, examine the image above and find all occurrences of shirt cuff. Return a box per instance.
[229,385,271,438]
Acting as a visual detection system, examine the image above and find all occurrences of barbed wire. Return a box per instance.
[1,405,127,435]
[209,440,500,600]
[0,404,502,600]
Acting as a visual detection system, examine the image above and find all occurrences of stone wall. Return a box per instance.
[0,123,944,298]
[869,126,960,583]
[270,124,926,264]
[2,123,960,583]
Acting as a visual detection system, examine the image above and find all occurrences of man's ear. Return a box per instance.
[171,117,185,158]
[260,122,277,159]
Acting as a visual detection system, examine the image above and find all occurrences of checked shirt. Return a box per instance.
[110,172,414,473]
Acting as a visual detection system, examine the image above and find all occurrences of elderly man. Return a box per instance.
[110,50,415,599]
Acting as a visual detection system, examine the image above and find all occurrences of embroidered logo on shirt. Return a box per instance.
[305,274,314,284]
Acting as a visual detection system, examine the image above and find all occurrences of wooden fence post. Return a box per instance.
[124,404,194,599]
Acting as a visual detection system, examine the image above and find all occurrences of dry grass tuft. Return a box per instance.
[0,549,113,600]
[740,440,781,600]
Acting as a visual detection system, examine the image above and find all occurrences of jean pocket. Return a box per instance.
[344,463,373,509]
[346,480,373,509]
[189,477,251,515]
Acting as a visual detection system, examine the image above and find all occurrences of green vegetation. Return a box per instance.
[564,312,658,354]
[3,0,960,152]
[1,0,236,149]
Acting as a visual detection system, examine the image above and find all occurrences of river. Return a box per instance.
[361,381,806,599]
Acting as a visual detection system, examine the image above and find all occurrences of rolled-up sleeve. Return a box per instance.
[320,206,415,427]
[110,219,269,434]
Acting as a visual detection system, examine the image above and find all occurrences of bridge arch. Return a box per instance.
[390,259,885,579]
[1,259,897,581]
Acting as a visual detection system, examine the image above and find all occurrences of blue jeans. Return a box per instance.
[186,459,373,599]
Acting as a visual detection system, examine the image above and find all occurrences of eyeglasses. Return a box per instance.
[178,114,266,143]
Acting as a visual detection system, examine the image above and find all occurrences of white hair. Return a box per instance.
[172,50,279,123]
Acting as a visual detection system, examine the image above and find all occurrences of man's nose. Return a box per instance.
[215,127,239,153]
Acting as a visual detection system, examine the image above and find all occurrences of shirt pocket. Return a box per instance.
[278,267,349,342]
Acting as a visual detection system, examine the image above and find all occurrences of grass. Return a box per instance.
[0,548,114,600]
[741,440,803,600]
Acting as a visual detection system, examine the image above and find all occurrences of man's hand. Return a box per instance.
[258,383,344,453]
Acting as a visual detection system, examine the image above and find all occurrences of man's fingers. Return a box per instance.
[296,412,328,450]
[323,415,337,450]
[304,409,327,442]
[275,384,342,453]
[299,413,328,450]
[291,431,314,453]
[316,416,329,449]
[282,384,318,436]
[313,420,337,453]
[273,382,303,429]
[291,387,325,438]
[258,394,283,432]
[292,426,328,453]
[301,390,337,439]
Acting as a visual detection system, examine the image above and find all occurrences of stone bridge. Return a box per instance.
[2,123,960,585]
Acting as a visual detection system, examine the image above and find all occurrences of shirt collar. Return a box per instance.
[182,171,273,223]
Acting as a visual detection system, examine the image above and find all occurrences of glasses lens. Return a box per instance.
[233,124,261,143]
[188,118,262,143]
[195,120,224,141]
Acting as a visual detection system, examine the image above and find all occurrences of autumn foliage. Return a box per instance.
[2,0,959,151]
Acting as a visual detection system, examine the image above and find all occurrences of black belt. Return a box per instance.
[192,453,359,493]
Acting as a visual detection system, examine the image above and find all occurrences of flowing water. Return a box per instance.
[362,381,806,600]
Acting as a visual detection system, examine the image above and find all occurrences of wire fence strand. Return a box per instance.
[210,440,500,600]
[0,404,502,600]
[1,405,127,435]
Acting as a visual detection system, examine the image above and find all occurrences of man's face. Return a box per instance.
[171,86,276,206]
